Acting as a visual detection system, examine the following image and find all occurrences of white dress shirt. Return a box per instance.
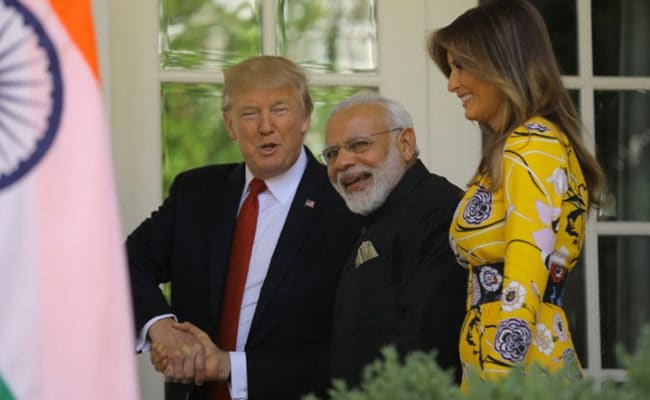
[229,148,306,399]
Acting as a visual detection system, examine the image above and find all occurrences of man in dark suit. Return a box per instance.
[321,93,467,387]
[127,56,361,400]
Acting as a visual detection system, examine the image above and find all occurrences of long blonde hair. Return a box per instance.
[428,0,604,207]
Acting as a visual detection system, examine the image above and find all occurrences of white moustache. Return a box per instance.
[337,167,373,187]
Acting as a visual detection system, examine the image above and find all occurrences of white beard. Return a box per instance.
[333,144,406,216]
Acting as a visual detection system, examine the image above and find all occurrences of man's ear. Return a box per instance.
[223,111,237,140]
[397,127,417,164]
[300,114,311,136]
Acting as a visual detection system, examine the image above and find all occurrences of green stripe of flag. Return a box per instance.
[0,374,15,400]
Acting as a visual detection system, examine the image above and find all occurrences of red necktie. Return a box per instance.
[213,178,266,400]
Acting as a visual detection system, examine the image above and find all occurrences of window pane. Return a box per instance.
[161,83,374,194]
[161,83,240,195]
[595,90,650,221]
[563,258,588,367]
[160,0,261,70]
[599,235,650,368]
[529,0,578,75]
[277,0,378,73]
[569,89,580,113]
[592,0,650,76]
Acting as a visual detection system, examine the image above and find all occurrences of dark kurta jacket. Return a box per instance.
[127,149,362,400]
[330,160,467,387]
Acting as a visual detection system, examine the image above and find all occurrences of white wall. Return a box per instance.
[92,1,164,399]
[425,1,480,188]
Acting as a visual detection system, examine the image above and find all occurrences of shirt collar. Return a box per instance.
[244,147,307,205]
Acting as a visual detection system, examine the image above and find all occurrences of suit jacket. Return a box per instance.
[329,160,467,387]
[127,149,362,400]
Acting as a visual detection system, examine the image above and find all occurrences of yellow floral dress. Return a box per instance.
[450,116,588,386]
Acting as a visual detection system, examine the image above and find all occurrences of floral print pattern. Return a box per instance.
[462,187,492,224]
[562,349,583,381]
[451,117,588,386]
[479,266,503,292]
[471,272,481,307]
[553,313,568,342]
[534,323,555,355]
[501,281,526,312]
[494,318,532,363]
[525,122,550,133]
[548,168,568,196]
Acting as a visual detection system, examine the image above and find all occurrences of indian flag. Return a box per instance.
[0,1,139,399]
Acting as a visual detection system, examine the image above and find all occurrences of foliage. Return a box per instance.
[615,325,650,400]
[161,83,242,196]
[304,348,460,400]
[306,326,650,400]
[160,0,261,69]
[161,0,378,72]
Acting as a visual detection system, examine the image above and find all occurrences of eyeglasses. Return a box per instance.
[320,127,403,165]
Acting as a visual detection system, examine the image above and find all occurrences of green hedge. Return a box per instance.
[307,326,650,400]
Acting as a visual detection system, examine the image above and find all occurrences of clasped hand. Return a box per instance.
[149,319,230,385]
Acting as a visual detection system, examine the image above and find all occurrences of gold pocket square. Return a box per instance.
[355,240,379,268]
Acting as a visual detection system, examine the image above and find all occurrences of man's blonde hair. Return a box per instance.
[221,56,313,117]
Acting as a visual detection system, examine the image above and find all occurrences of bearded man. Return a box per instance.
[322,93,467,387]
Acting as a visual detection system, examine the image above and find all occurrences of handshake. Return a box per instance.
[149,319,230,386]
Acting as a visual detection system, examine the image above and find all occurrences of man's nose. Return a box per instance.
[259,111,273,134]
[333,146,356,171]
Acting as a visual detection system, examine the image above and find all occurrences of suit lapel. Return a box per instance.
[206,165,245,325]
[249,153,328,333]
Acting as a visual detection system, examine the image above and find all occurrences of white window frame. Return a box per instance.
[97,0,650,397]
[568,0,650,384]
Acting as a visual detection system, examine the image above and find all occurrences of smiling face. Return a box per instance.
[325,102,414,215]
[224,86,310,179]
[446,53,506,132]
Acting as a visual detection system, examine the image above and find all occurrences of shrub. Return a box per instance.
[306,326,650,400]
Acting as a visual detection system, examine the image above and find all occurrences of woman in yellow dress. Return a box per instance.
[427,0,605,387]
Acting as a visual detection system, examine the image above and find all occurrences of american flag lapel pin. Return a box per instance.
[304,198,315,208]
